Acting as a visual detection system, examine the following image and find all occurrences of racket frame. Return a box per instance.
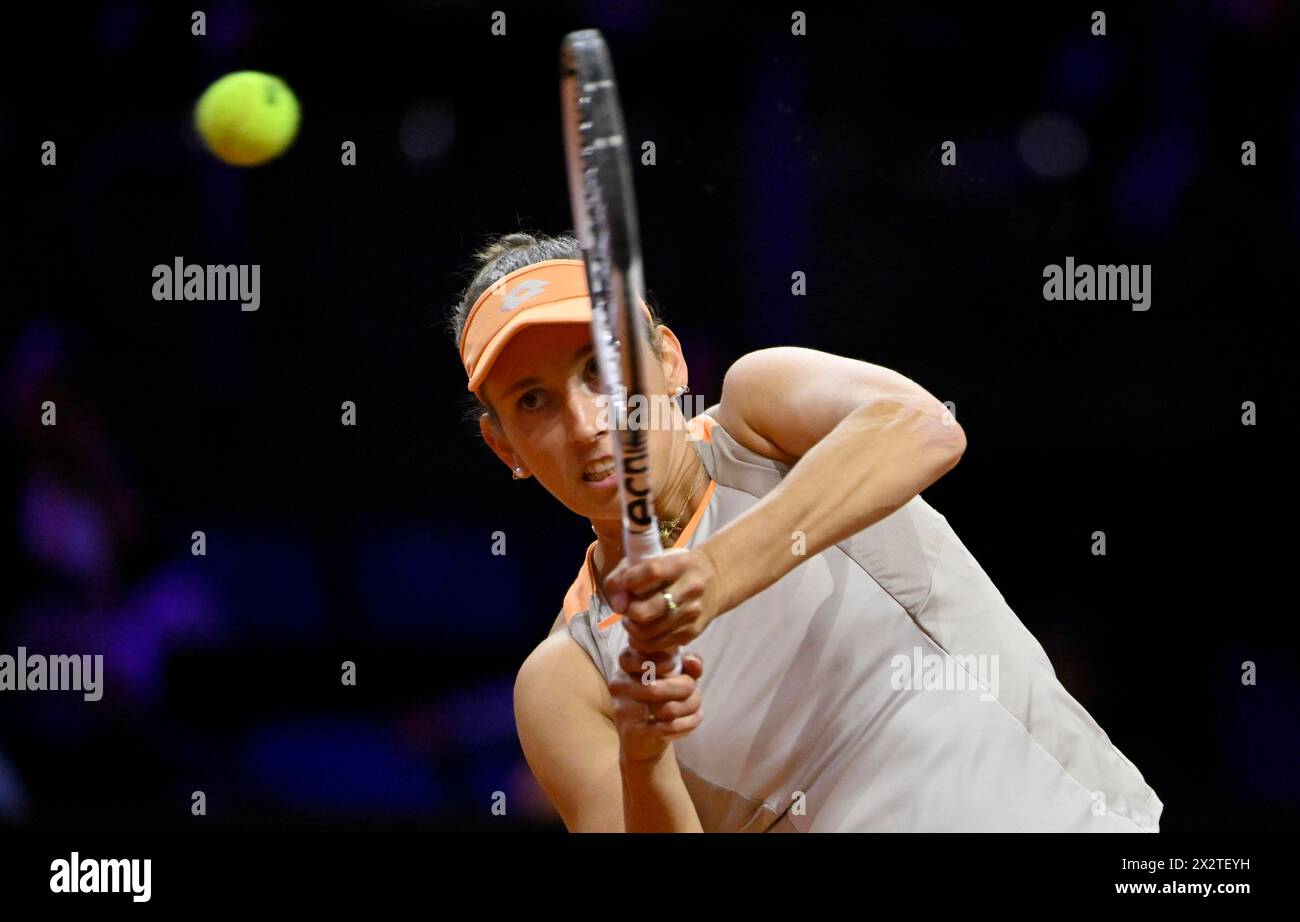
[561,29,683,677]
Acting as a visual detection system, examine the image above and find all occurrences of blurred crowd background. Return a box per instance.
[1,1,1297,832]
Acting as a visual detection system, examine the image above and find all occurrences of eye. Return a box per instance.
[517,389,546,412]
[585,356,602,387]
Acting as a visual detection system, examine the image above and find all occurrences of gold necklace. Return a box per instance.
[592,459,708,550]
[657,461,708,546]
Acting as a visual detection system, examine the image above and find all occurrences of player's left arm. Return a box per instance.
[703,346,965,612]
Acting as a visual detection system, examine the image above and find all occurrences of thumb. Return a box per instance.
[681,652,704,679]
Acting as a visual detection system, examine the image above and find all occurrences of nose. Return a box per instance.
[565,378,607,445]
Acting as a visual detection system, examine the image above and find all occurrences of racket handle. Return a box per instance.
[622,526,663,562]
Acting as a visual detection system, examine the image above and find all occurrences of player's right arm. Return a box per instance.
[514,631,704,832]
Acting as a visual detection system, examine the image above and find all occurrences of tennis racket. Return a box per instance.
[560,28,682,678]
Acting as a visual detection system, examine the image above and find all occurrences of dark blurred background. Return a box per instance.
[0,1,1296,833]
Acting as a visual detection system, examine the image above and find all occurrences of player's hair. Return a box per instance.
[448,230,665,431]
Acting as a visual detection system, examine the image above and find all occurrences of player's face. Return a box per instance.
[481,323,675,522]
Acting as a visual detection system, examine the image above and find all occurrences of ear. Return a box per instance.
[653,324,689,393]
[479,411,526,477]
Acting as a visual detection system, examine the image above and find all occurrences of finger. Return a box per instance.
[622,629,682,657]
[631,696,702,730]
[611,694,695,731]
[656,710,703,739]
[623,602,697,645]
[609,667,695,700]
[612,571,691,615]
[618,564,702,621]
[610,697,645,722]
[623,565,700,604]
[632,625,703,655]
[621,588,673,627]
[602,560,640,598]
[627,690,700,725]
[622,576,698,627]
[624,617,698,656]
[611,699,664,732]
[607,554,685,598]
[608,673,696,704]
[680,653,704,679]
[616,645,686,681]
[617,645,678,679]
[647,687,701,722]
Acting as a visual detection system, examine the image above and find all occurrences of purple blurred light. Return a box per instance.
[582,0,656,35]
[1112,132,1203,238]
[1217,0,1285,27]
[204,0,259,51]
[1048,38,1119,112]
[20,475,110,581]
[244,718,444,817]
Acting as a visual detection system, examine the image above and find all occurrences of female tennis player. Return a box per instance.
[451,231,1164,833]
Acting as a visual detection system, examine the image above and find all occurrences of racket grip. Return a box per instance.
[623,527,663,561]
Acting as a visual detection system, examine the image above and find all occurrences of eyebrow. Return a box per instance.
[500,343,594,401]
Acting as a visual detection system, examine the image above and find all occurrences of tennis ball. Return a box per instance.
[194,71,300,167]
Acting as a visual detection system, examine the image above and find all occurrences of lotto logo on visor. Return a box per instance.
[459,258,655,396]
[459,259,594,395]
[499,279,551,312]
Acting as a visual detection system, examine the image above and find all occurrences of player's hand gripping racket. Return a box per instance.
[560,29,682,678]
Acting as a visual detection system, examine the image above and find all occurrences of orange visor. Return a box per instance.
[459,258,652,398]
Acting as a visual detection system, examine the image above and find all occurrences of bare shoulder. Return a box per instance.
[515,629,612,720]
[513,630,623,831]
[714,346,942,463]
[712,347,811,464]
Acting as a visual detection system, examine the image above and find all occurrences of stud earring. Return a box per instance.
[674,383,690,397]
[512,467,527,480]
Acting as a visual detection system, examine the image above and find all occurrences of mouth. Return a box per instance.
[581,457,617,489]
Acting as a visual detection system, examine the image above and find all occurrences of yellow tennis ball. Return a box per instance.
[194,71,300,167]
